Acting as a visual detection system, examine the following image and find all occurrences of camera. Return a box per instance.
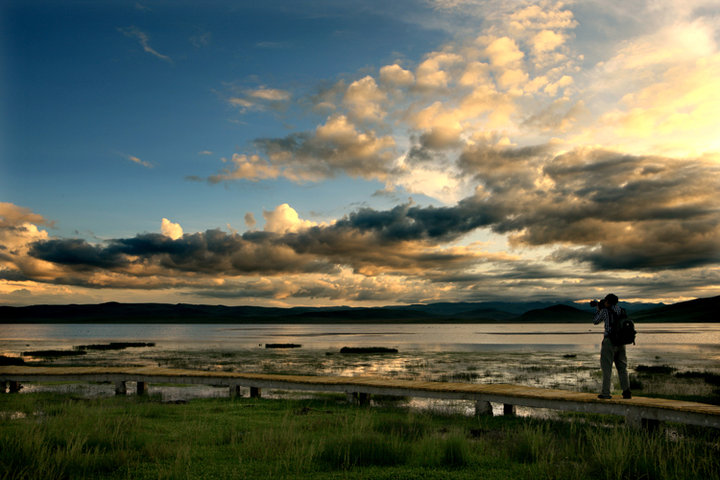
[589,299,602,307]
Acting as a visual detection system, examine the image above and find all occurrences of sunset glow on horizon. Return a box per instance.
[1,0,719,306]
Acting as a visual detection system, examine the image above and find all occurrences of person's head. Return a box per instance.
[604,293,619,306]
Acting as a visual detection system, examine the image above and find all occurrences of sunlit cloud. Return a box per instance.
[262,204,318,234]
[207,154,281,183]
[201,1,585,196]
[161,218,183,240]
[4,0,720,306]
[248,87,291,102]
[127,155,153,168]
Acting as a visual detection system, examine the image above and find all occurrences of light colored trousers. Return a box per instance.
[600,337,630,395]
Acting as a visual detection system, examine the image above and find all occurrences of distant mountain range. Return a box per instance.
[1,296,717,323]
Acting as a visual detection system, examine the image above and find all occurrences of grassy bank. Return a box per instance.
[1,393,719,480]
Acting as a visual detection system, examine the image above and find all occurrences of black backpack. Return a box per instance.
[608,307,636,346]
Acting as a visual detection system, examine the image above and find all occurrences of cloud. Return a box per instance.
[0,203,57,284]
[161,218,183,240]
[508,2,577,32]
[531,29,565,54]
[250,115,396,182]
[569,18,720,156]
[199,2,584,200]
[119,27,172,63]
[379,64,415,87]
[0,202,52,228]
[495,148,720,271]
[483,36,525,67]
[342,76,387,122]
[263,204,318,234]
[244,212,257,229]
[207,154,281,183]
[228,97,255,110]
[415,52,463,90]
[128,155,153,168]
[249,87,291,102]
[227,87,291,113]
[26,230,335,278]
[7,141,720,303]
[9,2,720,305]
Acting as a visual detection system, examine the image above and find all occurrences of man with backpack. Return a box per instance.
[593,293,632,399]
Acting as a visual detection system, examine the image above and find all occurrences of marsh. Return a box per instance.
[3,323,719,411]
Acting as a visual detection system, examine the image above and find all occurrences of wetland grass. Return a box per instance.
[1,392,718,480]
[630,366,720,405]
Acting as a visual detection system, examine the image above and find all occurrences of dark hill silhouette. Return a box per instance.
[631,295,719,323]
[517,304,589,323]
[0,296,716,323]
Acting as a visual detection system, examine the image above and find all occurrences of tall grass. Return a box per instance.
[1,393,718,479]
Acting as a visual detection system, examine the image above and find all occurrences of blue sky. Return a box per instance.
[2,0,719,306]
[3,1,446,236]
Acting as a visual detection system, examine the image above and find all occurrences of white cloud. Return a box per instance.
[379,64,415,87]
[249,87,291,101]
[394,162,465,204]
[343,76,387,122]
[459,61,491,87]
[227,87,291,114]
[415,52,464,90]
[161,218,183,240]
[483,36,525,67]
[531,29,565,54]
[208,154,281,183]
[508,3,577,32]
[543,74,573,96]
[263,204,317,234]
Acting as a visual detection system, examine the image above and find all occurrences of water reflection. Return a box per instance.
[3,323,718,405]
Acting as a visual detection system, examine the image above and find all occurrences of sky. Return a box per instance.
[1,0,719,307]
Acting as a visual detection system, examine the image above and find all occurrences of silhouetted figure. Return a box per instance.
[592,293,631,399]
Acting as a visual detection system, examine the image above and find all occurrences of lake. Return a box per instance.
[3,323,719,409]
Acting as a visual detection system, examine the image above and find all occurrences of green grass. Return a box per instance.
[1,393,719,480]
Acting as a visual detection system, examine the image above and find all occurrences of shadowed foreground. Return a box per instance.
[1,392,719,480]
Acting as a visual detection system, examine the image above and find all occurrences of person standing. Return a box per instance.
[593,293,631,399]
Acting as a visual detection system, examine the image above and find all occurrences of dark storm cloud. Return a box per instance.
[552,220,720,270]
[24,219,483,288]
[19,146,720,289]
[29,239,126,270]
[28,230,336,278]
[456,145,720,270]
[329,200,500,242]
[458,143,551,191]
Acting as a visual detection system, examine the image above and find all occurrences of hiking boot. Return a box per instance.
[597,394,612,399]
[622,390,632,399]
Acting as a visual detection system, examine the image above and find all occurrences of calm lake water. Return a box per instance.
[3,323,719,409]
[3,322,720,355]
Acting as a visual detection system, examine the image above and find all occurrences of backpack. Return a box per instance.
[608,307,636,346]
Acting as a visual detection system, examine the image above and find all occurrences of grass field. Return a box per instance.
[2,392,719,480]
